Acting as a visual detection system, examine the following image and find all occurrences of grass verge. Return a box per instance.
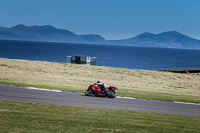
[0,58,200,103]
[0,100,200,133]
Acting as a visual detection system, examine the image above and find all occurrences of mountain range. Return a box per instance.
[0,24,200,49]
[0,24,106,44]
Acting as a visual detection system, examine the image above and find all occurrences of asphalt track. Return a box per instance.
[0,85,200,116]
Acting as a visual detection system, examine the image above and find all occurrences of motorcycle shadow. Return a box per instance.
[81,94,116,99]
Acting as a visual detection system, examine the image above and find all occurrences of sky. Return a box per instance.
[0,0,200,40]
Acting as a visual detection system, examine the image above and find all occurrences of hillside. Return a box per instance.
[0,24,200,48]
[0,58,200,103]
[0,24,106,44]
[108,31,200,48]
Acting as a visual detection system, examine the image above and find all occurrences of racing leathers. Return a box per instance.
[94,82,108,93]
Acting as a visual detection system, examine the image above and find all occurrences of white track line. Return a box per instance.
[0,84,62,93]
[174,101,200,106]
[116,96,136,100]
[25,87,62,92]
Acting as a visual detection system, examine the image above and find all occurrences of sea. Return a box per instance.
[0,39,200,70]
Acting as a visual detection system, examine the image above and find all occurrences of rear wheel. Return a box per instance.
[107,90,117,98]
[85,89,94,96]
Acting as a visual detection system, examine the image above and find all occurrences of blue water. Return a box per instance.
[0,40,200,70]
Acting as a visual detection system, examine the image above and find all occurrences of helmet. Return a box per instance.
[97,80,101,83]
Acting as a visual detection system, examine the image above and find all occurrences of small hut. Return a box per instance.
[66,55,97,65]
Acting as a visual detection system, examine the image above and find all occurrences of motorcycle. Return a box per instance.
[85,84,118,98]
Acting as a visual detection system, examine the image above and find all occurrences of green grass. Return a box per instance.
[0,80,83,92]
[0,100,200,133]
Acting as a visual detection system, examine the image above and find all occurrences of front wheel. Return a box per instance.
[107,90,117,98]
[85,89,94,96]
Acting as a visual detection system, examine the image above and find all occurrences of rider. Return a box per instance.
[94,80,108,93]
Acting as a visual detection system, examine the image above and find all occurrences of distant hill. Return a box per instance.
[0,24,106,44]
[108,31,200,49]
[0,24,200,49]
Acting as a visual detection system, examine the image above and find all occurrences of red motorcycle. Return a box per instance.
[85,84,118,98]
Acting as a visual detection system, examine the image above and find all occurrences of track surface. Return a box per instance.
[0,85,200,116]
